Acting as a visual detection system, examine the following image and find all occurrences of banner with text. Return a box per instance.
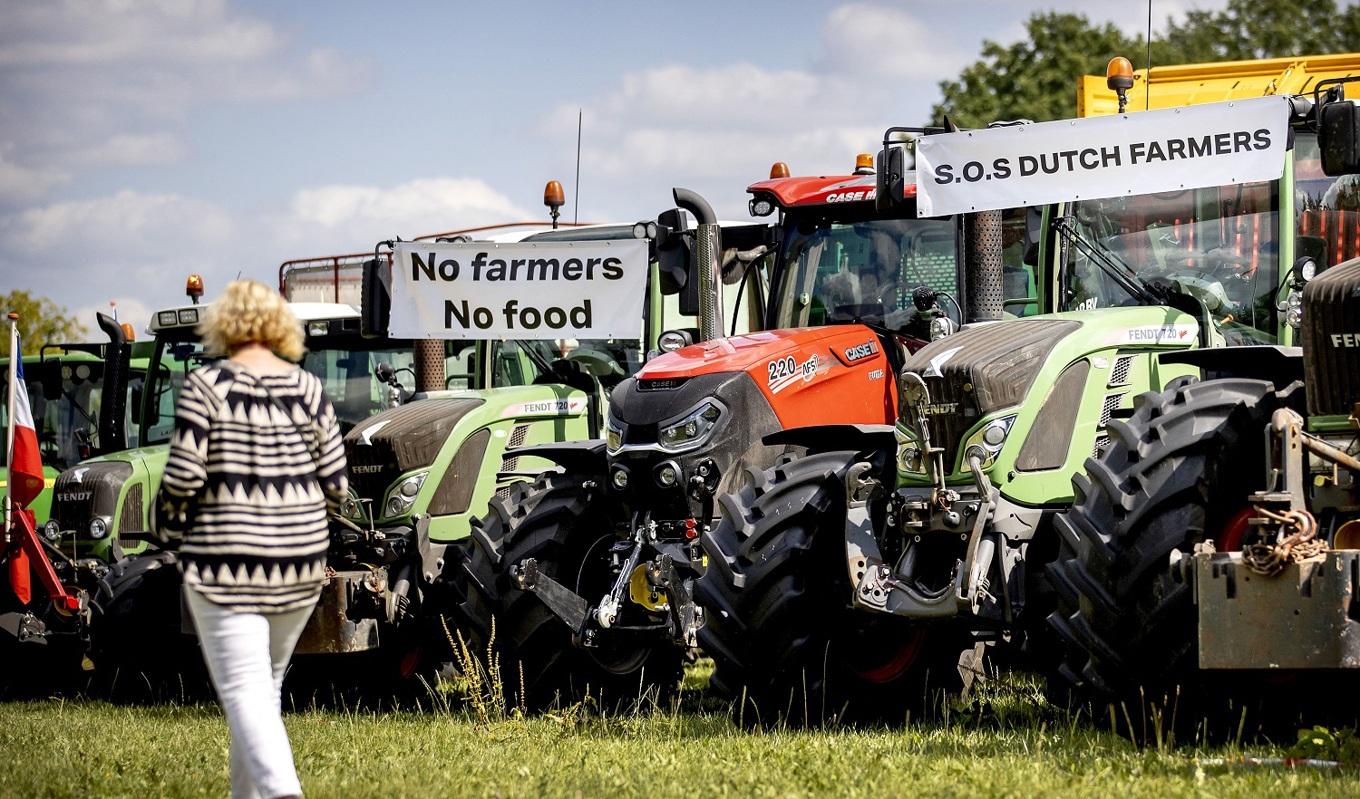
[389,239,648,339]
[914,96,1290,217]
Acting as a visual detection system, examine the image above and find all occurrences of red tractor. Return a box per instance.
[452,153,1006,709]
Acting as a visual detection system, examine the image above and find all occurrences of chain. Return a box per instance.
[1242,507,1327,576]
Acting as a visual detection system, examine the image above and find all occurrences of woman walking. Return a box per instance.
[154,279,347,799]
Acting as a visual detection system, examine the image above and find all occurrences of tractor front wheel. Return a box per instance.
[454,472,683,711]
[697,451,967,727]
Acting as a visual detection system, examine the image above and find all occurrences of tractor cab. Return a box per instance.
[747,157,976,349]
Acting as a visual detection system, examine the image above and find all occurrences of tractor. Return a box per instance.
[451,154,1006,710]
[1,314,151,689]
[695,55,1360,725]
[1046,73,1360,734]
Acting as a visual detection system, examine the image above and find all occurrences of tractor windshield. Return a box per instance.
[0,358,104,472]
[772,206,959,332]
[1061,177,1280,344]
[140,329,426,444]
[1294,130,1360,269]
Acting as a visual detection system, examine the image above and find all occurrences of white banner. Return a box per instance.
[914,96,1291,217]
[388,239,648,339]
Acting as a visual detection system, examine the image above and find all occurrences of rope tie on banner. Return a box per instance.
[1242,507,1328,576]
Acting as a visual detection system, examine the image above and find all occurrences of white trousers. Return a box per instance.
[185,587,314,799]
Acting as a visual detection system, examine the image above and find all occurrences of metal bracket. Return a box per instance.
[654,553,703,648]
[512,557,590,634]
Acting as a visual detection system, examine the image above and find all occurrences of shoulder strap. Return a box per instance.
[257,375,323,474]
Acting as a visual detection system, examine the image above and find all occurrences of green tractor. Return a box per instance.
[1,313,152,685]
[1045,81,1360,732]
[20,282,425,693]
[2,316,151,524]
[695,92,1336,723]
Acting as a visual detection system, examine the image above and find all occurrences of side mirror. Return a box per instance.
[655,207,692,294]
[130,385,143,417]
[1320,99,1360,176]
[1297,234,1327,270]
[360,257,390,338]
[875,145,908,214]
[40,359,63,401]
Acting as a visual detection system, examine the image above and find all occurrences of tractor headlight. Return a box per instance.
[929,316,956,341]
[1284,288,1304,329]
[658,401,724,454]
[340,494,363,521]
[896,425,925,474]
[961,413,1017,470]
[43,520,62,542]
[384,471,428,518]
[605,415,624,455]
[88,516,110,539]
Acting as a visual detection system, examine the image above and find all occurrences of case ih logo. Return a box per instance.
[843,341,878,363]
[1331,333,1360,347]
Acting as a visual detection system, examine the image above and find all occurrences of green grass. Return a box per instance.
[1,667,1358,798]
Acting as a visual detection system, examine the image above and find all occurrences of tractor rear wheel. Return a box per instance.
[1045,378,1289,735]
[697,451,967,727]
[454,472,683,711]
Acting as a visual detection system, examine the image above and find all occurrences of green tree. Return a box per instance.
[1,290,87,354]
[933,12,1137,128]
[934,1,1360,128]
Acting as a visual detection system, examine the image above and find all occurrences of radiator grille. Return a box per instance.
[1108,356,1133,387]
[1099,392,1126,428]
[117,483,144,548]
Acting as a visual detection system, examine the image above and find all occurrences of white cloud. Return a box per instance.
[0,176,528,325]
[0,148,68,206]
[285,177,527,238]
[819,3,969,82]
[73,133,187,166]
[0,0,371,202]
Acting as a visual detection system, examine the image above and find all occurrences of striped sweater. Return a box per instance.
[154,362,348,613]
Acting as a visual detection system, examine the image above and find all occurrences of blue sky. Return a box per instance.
[0,0,1230,326]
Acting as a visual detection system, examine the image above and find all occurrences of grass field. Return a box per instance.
[2,666,1358,798]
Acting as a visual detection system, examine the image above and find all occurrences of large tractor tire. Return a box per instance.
[454,472,683,711]
[697,451,968,727]
[90,551,211,702]
[1045,378,1291,733]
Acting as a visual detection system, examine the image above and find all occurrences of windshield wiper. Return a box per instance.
[1051,216,1165,306]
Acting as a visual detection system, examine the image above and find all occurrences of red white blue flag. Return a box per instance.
[7,327,43,603]
[7,355,44,509]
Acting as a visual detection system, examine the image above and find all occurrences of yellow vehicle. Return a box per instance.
[1078,52,1360,117]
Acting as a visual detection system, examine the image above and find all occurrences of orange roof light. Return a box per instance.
[769,161,790,179]
[854,153,874,174]
[1106,56,1135,91]
[185,273,204,300]
[120,322,136,342]
[543,180,565,210]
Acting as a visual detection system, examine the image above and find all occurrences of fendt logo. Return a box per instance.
[1331,333,1360,347]
[58,491,92,503]
[350,464,386,474]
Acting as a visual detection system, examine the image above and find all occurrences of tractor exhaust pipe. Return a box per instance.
[673,188,724,342]
[95,312,130,454]
[964,211,1004,323]
[414,339,445,394]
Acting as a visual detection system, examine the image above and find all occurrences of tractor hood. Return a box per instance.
[640,327,875,380]
[622,325,897,430]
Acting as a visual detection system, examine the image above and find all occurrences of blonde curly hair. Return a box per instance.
[198,279,305,361]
